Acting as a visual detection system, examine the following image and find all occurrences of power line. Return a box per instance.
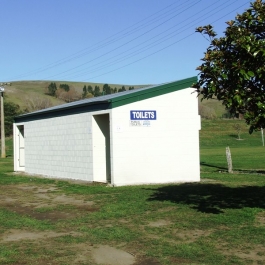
[7,0,194,81]
[79,0,251,82]
[45,0,201,80]
[5,0,251,83]
[47,0,249,81]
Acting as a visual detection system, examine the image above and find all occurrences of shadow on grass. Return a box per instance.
[200,161,227,172]
[228,134,238,138]
[147,183,265,214]
[200,162,265,174]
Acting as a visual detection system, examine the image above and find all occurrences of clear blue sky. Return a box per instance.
[1,0,251,85]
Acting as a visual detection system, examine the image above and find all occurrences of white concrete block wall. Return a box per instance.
[110,88,200,186]
[24,113,94,181]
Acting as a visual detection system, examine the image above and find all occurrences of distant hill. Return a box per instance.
[198,95,227,119]
[2,80,148,110]
[2,80,227,117]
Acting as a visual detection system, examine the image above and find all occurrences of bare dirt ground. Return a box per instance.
[0,183,162,265]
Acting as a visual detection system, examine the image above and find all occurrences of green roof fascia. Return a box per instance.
[109,76,197,108]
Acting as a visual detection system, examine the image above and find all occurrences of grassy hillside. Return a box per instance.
[4,81,63,108]
[198,95,227,118]
[3,80,148,110]
[3,80,227,118]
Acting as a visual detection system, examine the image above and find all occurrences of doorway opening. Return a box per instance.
[92,114,111,183]
[17,125,25,169]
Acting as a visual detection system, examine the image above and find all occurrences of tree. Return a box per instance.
[47,82,57,96]
[118,86,126,92]
[94,86,101,97]
[59,84,70,92]
[233,123,242,140]
[103,84,112,95]
[87,85,93,95]
[82,85,94,98]
[56,88,80,102]
[82,85,87,98]
[193,0,265,133]
[0,101,21,137]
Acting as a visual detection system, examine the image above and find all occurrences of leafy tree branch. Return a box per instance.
[193,0,265,133]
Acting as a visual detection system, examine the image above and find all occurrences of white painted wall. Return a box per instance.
[110,88,200,186]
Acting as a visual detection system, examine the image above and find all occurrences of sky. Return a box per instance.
[0,0,251,85]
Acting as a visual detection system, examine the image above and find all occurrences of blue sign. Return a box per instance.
[130,110,157,120]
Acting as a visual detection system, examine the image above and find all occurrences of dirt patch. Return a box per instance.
[256,211,265,226]
[91,245,135,265]
[215,240,265,264]
[51,194,94,206]
[2,203,75,221]
[67,243,162,265]
[134,257,162,265]
[0,184,97,221]
[226,245,265,264]
[148,219,172,227]
[0,196,17,203]
[2,229,81,242]
[235,248,265,263]
[169,257,192,264]
[1,201,97,222]
[88,245,161,265]
[174,228,212,243]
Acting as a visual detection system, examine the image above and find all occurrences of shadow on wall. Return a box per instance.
[146,183,265,214]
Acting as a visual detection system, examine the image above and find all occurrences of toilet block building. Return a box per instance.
[13,76,201,186]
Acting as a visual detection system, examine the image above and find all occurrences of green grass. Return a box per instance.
[0,119,265,264]
[200,119,265,173]
[200,119,263,148]
[0,209,53,230]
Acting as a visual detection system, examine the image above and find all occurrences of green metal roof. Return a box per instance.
[15,76,197,122]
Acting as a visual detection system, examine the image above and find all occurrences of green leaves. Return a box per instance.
[193,0,265,133]
[253,50,259,57]
[239,69,255,79]
[247,71,255,77]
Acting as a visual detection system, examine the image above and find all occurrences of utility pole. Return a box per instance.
[0,86,6,158]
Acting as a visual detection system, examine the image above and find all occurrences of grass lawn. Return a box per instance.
[0,120,265,265]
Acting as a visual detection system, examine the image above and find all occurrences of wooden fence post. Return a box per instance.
[226,146,233,173]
